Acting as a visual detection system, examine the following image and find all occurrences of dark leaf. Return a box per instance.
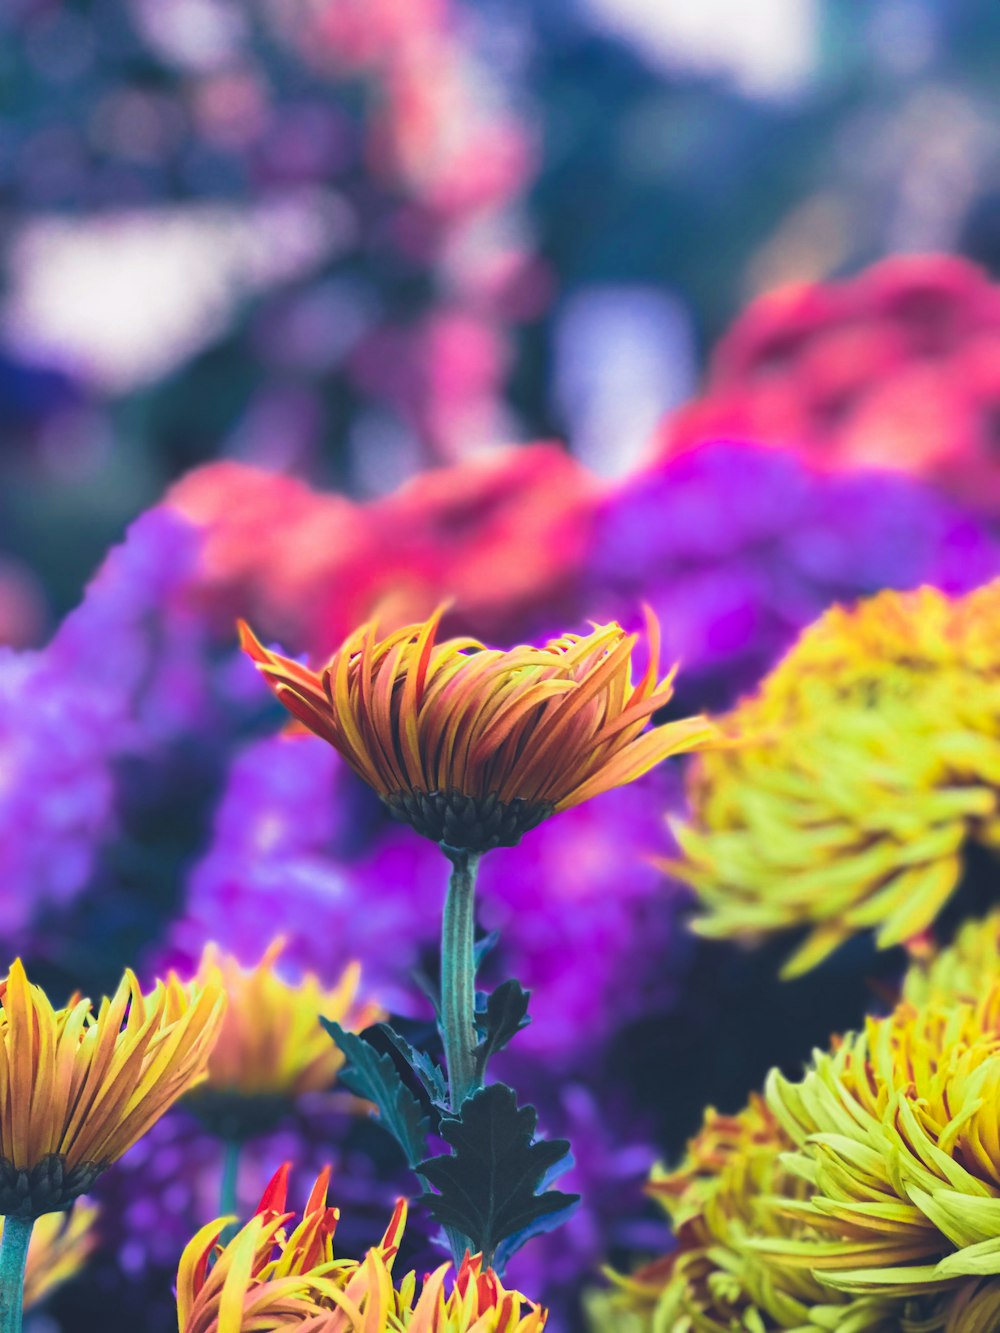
[379,1023,450,1109]
[321,1019,429,1168]
[418,1084,578,1270]
[473,980,531,1076]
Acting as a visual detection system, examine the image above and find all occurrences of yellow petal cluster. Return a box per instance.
[176,1168,546,1333]
[672,581,1000,976]
[18,1203,98,1309]
[241,609,713,853]
[191,940,382,1101]
[0,959,225,1216]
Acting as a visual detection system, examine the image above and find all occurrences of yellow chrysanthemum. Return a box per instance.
[185,940,382,1140]
[240,609,713,853]
[594,1097,908,1333]
[673,581,1000,976]
[0,959,225,1217]
[18,1203,97,1308]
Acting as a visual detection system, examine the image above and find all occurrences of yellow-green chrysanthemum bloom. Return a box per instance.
[672,581,1000,977]
[593,1097,913,1332]
[764,985,1000,1304]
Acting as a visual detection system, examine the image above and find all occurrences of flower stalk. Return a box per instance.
[441,849,481,1111]
[0,1216,33,1333]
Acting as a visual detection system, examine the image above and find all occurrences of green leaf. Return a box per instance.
[473,980,531,1078]
[418,1083,578,1269]
[379,1023,450,1109]
[321,1019,429,1168]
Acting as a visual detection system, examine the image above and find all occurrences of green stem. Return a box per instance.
[441,849,481,1112]
[219,1140,242,1243]
[0,1215,33,1333]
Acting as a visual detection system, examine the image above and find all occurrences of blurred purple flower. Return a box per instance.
[0,508,214,942]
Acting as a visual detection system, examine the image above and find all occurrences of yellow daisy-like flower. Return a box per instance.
[673,580,1000,976]
[0,959,225,1217]
[19,1203,98,1309]
[240,609,713,853]
[185,940,382,1140]
[177,1164,408,1333]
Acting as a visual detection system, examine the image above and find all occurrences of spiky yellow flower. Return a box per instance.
[396,1253,547,1332]
[0,959,224,1217]
[240,609,713,852]
[594,1096,909,1333]
[177,1163,407,1333]
[185,940,382,1140]
[19,1203,98,1308]
[762,984,1000,1306]
[673,580,1000,976]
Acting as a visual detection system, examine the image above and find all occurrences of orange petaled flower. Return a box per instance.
[240,609,713,852]
[0,959,225,1217]
[397,1253,547,1332]
[20,1203,98,1309]
[176,1163,406,1333]
[186,940,382,1140]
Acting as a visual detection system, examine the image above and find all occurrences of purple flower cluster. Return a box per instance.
[0,508,213,942]
[584,440,1000,706]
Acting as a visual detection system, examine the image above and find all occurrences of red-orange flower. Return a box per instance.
[177,1163,407,1333]
[240,609,713,852]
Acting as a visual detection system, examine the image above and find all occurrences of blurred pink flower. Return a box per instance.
[660,255,1000,515]
[166,445,598,654]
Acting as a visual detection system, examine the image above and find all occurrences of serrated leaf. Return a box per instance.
[321,1019,429,1168]
[418,1084,578,1271]
[379,1023,450,1109]
[473,981,531,1077]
